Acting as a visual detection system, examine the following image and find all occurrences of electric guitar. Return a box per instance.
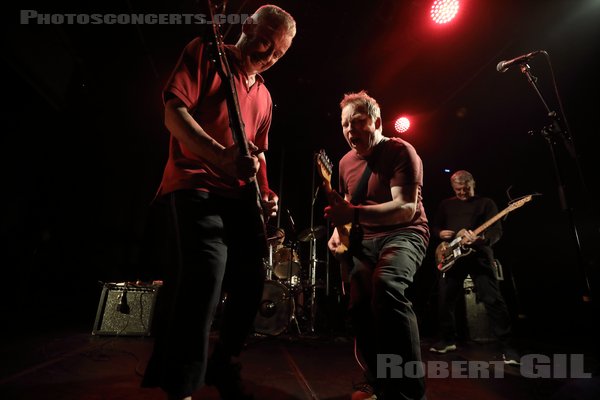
[316,149,356,281]
[435,194,533,272]
[316,149,352,253]
[207,0,268,256]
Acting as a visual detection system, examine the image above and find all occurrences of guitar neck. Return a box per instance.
[472,206,511,236]
[207,2,267,255]
[207,3,250,157]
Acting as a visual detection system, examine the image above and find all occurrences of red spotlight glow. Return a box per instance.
[394,117,411,134]
[430,0,460,24]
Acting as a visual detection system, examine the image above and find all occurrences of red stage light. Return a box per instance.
[394,117,411,134]
[430,0,460,24]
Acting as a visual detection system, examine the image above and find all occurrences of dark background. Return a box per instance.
[2,0,599,344]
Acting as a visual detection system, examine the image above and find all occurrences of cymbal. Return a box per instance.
[298,225,326,242]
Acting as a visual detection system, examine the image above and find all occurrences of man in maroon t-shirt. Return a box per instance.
[142,5,296,400]
[325,91,429,400]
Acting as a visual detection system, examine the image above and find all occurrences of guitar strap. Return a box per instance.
[350,163,372,206]
[347,162,372,252]
[350,139,385,205]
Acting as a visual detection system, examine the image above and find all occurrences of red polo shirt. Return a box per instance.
[157,37,272,198]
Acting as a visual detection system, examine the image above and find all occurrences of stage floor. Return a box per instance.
[1,320,599,400]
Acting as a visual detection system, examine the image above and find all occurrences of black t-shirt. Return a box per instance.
[433,195,502,256]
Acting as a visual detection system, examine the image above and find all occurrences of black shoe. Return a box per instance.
[502,347,521,366]
[205,352,254,400]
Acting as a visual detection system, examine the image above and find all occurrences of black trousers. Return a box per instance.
[349,231,427,400]
[437,252,511,343]
[141,190,266,397]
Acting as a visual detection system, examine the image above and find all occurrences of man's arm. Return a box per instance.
[357,184,418,226]
[324,184,418,227]
[164,96,258,180]
[256,152,278,218]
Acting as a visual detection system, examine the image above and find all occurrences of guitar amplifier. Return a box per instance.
[92,282,161,336]
[463,275,494,343]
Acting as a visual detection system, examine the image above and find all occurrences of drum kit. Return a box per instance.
[254,224,326,336]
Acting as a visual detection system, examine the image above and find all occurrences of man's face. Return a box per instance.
[341,104,380,157]
[239,20,293,76]
[451,181,475,201]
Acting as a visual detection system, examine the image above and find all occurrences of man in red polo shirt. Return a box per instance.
[142,5,296,400]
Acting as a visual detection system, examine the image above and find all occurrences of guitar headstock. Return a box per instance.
[208,0,227,18]
[316,149,333,185]
[508,194,533,211]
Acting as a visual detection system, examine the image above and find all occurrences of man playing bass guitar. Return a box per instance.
[141,5,296,400]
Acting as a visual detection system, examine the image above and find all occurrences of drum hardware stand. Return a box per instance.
[282,208,304,335]
[288,295,302,335]
[266,244,274,280]
[308,235,326,334]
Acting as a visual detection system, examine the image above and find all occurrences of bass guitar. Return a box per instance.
[435,194,533,272]
[207,0,268,256]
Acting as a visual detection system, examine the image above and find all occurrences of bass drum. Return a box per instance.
[254,280,292,336]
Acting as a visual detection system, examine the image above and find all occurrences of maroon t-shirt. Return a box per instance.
[157,37,272,198]
[338,137,429,245]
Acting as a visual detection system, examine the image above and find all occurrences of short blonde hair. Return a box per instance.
[451,170,475,185]
[254,5,296,37]
[339,90,381,121]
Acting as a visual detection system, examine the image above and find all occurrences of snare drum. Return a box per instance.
[273,246,301,281]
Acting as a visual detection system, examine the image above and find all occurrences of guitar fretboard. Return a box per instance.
[472,195,532,236]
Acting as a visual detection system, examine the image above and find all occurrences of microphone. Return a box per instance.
[496,50,544,73]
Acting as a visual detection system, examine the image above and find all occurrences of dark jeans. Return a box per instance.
[437,252,511,343]
[349,231,427,400]
[141,190,266,397]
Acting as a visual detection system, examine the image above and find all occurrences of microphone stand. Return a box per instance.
[518,62,592,303]
[307,154,325,335]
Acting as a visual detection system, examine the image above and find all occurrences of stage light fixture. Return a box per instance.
[394,117,411,134]
[430,0,460,24]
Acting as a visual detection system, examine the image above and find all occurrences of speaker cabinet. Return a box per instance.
[463,275,494,343]
[92,283,161,336]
